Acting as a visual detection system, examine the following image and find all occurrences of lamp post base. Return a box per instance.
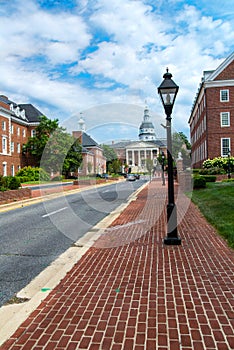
[164,236,182,245]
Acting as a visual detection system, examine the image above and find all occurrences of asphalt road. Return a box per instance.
[0,179,146,306]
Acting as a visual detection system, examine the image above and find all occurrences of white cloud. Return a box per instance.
[0,0,233,140]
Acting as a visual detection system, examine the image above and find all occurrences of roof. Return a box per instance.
[109,139,166,149]
[139,122,155,129]
[82,132,99,147]
[81,146,94,155]
[0,95,44,124]
[18,104,43,123]
[207,51,234,81]
[189,52,234,121]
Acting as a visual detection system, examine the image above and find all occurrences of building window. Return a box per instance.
[23,129,26,137]
[2,137,7,153]
[17,127,20,136]
[11,142,14,153]
[220,112,230,127]
[2,121,6,131]
[31,129,36,137]
[17,143,21,153]
[221,138,230,157]
[11,165,15,176]
[220,90,229,102]
[3,162,7,176]
[11,125,14,134]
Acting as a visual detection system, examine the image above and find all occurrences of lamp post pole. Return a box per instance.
[158,69,181,245]
[161,151,165,186]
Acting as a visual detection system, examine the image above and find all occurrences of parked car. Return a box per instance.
[126,174,136,181]
[134,174,140,179]
[96,173,108,179]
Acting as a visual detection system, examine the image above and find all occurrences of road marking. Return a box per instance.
[42,207,68,218]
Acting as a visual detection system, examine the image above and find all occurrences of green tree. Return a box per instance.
[101,145,117,162]
[108,159,121,174]
[62,139,82,177]
[23,116,82,176]
[172,132,191,168]
[146,158,154,181]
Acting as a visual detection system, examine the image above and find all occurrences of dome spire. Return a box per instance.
[78,112,86,132]
[138,104,156,141]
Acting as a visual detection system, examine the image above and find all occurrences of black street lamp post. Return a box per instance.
[161,151,165,186]
[158,69,181,245]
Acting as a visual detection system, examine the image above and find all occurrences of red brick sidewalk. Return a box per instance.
[1,180,234,350]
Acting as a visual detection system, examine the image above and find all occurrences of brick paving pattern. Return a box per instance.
[1,180,234,349]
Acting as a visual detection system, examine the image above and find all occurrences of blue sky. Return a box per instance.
[0,0,233,142]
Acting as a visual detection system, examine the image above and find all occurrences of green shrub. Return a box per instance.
[199,167,224,175]
[18,176,30,183]
[192,169,200,174]
[16,166,50,182]
[203,157,234,173]
[0,176,21,190]
[222,178,234,183]
[8,176,21,189]
[202,175,216,182]
[193,176,206,189]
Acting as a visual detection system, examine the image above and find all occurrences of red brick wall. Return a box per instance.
[206,86,234,159]
[215,61,234,81]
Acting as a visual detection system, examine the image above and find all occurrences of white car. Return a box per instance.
[126,174,136,181]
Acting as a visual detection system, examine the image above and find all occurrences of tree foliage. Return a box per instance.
[101,144,117,162]
[172,131,191,168]
[23,116,82,176]
[203,157,234,173]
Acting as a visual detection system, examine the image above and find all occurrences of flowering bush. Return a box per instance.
[203,157,234,173]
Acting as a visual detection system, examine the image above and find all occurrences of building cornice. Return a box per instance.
[0,107,12,118]
[204,80,234,88]
[208,52,234,81]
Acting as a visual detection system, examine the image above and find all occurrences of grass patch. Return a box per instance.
[190,182,234,249]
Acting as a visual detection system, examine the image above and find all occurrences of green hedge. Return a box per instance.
[193,176,206,189]
[0,175,21,190]
[16,166,50,182]
[202,175,216,182]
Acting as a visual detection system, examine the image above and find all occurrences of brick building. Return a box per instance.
[73,116,106,176]
[0,95,42,176]
[189,52,234,168]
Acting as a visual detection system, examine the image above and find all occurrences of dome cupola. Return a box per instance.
[139,105,156,141]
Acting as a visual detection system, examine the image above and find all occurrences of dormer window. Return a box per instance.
[21,109,26,119]
[15,106,20,116]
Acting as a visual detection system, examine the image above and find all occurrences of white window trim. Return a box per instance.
[220,89,229,102]
[11,164,15,176]
[221,137,230,157]
[2,136,7,154]
[2,121,6,131]
[220,112,230,127]
[3,162,7,176]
